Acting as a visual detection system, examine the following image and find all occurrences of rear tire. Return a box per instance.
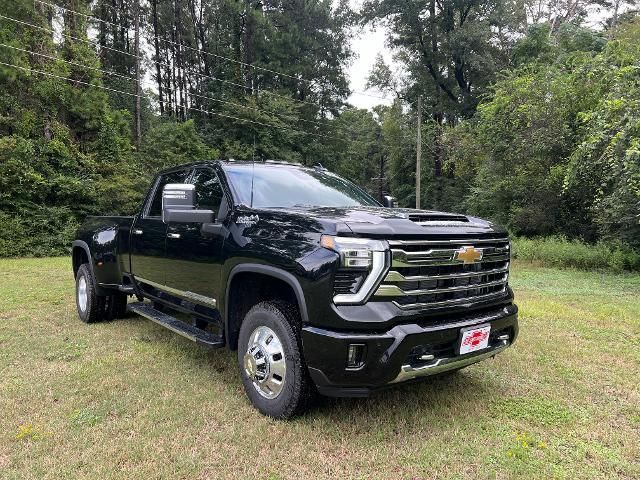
[75,264,105,323]
[238,301,313,419]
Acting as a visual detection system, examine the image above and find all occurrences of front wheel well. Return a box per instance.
[226,271,301,350]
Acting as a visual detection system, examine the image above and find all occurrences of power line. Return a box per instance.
[34,0,397,102]
[0,13,327,111]
[0,16,416,143]
[0,14,138,59]
[0,15,398,143]
[0,41,365,137]
[0,59,346,141]
[0,42,136,82]
[0,49,401,146]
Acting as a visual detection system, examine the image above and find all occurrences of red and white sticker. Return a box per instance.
[459,325,491,355]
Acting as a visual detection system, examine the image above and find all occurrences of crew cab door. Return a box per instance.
[163,167,228,308]
[130,168,189,289]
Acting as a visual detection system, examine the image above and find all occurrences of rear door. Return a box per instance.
[130,168,190,291]
[163,166,228,308]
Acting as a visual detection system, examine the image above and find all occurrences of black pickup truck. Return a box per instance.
[72,160,518,418]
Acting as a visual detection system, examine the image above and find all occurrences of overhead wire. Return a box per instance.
[1,12,417,145]
[0,59,349,141]
[0,13,330,112]
[0,14,387,138]
[0,40,361,135]
[34,0,397,102]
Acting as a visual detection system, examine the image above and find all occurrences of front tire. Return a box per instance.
[238,301,313,419]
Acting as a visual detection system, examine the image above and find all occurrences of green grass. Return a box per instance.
[1,258,639,479]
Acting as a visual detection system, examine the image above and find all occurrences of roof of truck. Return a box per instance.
[158,159,324,174]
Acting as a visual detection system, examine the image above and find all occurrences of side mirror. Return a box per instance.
[382,195,398,208]
[162,184,214,223]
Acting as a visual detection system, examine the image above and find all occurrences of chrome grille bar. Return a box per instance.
[377,275,508,297]
[384,266,509,283]
[392,251,509,267]
[388,238,509,246]
[374,238,511,310]
[390,289,508,310]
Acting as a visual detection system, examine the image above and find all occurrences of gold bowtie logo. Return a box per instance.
[454,246,483,264]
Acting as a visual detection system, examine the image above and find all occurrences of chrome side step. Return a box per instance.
[127,302,224,349]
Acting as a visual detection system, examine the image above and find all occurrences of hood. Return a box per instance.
[250,205,506,239]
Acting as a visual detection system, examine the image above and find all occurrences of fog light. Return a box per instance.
[346,344,366,369]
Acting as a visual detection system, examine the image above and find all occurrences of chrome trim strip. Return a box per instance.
[388,238,509,246]
[134,276,217,308]
[391,252,510,268]
[376,276,508,297]
[391,289,508,310]
[384,265,509,283]
[333,251,388,305]
[390,341,510,383]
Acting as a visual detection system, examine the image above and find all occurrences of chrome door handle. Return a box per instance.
[133,229,143,235]
[167,233,181,239]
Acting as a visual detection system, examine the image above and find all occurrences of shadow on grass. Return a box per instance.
[207,343,497,432]
[310,369,496,426]
[121,312,500,431]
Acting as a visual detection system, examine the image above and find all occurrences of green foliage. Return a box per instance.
[1,0,639,263]
[140,119,218,172]
[512,236,640,272]
[0,207,79,257]
[449,20,640,250]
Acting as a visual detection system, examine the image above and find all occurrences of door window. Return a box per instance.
[146,170,189,218]
[191,168,224,212]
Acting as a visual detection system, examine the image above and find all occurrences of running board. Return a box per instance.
[127,302,224,349]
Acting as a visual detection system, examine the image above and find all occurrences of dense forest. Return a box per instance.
[0,0,638,258]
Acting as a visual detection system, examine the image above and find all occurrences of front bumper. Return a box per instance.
[302,304,518,397]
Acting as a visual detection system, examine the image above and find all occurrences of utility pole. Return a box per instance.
[416,95,422,209]
[134,0,141,146]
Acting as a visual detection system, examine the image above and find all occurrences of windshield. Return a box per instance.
[224,164,380,208]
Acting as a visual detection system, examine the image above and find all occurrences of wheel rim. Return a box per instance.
[78,275,88,313]
[243,326,286,399]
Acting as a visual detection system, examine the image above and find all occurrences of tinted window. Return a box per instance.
[225,165,379,208]
[191,168,224,211]
[147,170,189,217]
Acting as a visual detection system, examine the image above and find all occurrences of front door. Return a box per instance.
[164,167,228,309]
[130,168,190,290]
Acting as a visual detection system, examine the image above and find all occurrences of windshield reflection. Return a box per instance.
[225,164,380,208]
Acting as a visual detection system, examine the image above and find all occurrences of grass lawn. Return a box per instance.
[1,258,639,479]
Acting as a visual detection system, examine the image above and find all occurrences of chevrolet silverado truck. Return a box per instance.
[72,160,518,418]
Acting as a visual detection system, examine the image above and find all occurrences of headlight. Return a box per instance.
[321,235,389,305]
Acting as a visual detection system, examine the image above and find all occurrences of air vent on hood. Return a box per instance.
[408,214,469,224]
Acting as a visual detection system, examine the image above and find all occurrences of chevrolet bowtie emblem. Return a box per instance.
[454,246,483,264]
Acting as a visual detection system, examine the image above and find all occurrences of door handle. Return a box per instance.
[167,233,181,239]
[133,229,143,235]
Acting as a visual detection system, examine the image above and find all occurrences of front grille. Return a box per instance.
[373,237,510,309]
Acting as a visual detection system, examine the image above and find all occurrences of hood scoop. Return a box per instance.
[408,213,469,224]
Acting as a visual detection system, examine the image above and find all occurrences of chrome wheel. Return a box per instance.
[243,325,286,399]
[78,275,88,312]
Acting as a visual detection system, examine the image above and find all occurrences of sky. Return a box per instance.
[345,1,396,110]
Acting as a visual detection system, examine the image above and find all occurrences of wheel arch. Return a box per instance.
[72,240,108,296]
[224,264,309,350]
[72,240,93,278]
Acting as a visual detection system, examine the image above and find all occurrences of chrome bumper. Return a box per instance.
[390,339,510,384]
